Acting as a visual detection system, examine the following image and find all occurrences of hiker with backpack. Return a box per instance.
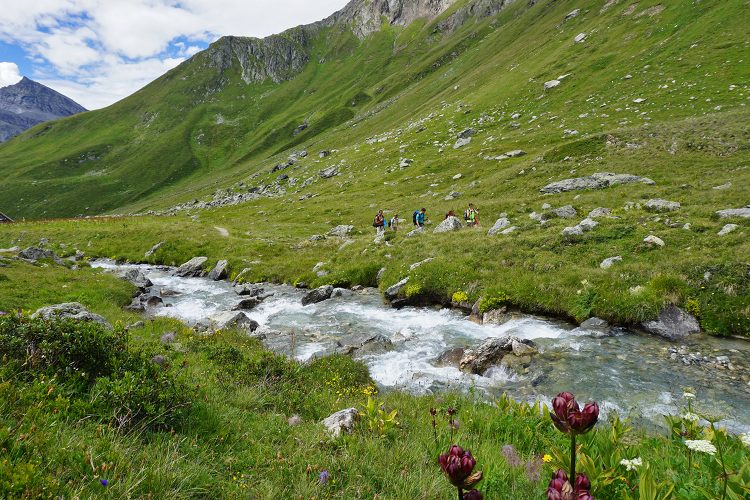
[464,204,480,227]
[390,213,399,231]
[373,210,386,235]
[413,208,427,228]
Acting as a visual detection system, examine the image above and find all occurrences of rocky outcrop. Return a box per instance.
[19,246,57,262]
[322,408,359,437]
[642,305,700,340]
[541,173,655,194]
[175,257,208,277]
[328,225,354,237]
[31,303,111,330]
[487,217,510,235]
[434,216,463,233]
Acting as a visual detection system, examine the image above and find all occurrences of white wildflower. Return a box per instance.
[682,412,700,423]
[741,433,750,448]
[683,392,696,400]
[685,439,717,455]
[620,457,643,471]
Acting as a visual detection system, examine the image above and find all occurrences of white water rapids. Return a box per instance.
[93,261,750,433]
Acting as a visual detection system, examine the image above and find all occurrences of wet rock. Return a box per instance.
[580,317,610,330]
[541,173,655,194]
[302,285,334,306]
[718,224,738,236]
[332,287,353,298]
[175,256,208,277]
[144,241,164,258]
[235,284,266,297]
[208,259,228,281]
[460,336,535,374]
[483,307,511,325]
[436,347,465,367]
[207,311,259,332]
[643,235,665,247]
[385,277,409,300]
[600,256,622,269]
[161,288,180,297]
[122,269,152,290]
[500,354,532,372]
[328,225,354,237]
[434,216,463,233]
[645,199,681,212]
[469,298,483,323]
[143,295,164,308]
[338,334,393,356]
[32,302,112,330]
[716,206,750,219]
[233,297,263,310]
[487,217,510,235]
[642,305,700,340]
[322,408,359,437]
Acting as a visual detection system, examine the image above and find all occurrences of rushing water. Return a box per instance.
[93,261,750,432]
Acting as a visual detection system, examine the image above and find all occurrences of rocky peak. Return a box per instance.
[328,0,458,38]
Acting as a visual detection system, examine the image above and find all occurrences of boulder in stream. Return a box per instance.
[641,305,700,340]
[208,260,228,281]
[122,269,153,290]
[302,285,334,306]
[460,336,536,374]
[175,257,208,277]
[204,311,259,332]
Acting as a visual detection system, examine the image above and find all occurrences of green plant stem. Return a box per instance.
[711,423,728,500]
[570,434,577,483]
[457,486,464,500]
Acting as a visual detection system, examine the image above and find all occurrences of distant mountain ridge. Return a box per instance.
[0,77,86,142]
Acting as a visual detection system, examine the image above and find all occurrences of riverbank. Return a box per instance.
[1,258,750,498]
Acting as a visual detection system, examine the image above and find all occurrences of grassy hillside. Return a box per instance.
[0,0,748,335]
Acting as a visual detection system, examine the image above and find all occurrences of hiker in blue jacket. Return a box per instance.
[413,208,427,227]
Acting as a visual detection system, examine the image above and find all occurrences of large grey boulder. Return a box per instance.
[322,408,359,437]
[541,173,655,194]
[122,269,152,290]
[716,206,750,219]
[328,225,354,237]
[460,336,536,374]
[384,277,409,300]
[487,217,511,235]
[302,285,334,306]
[552,205,577,219]
[718,224,738,236]
[175,256,208,277]
[645,199,681,212]
[32,303,112,330]
[642,305,700,340]
[434,216,463,233]
[208,260,228,281]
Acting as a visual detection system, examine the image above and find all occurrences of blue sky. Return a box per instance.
[0,0,347,109]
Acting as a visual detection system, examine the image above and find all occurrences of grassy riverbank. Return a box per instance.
[1,260,750,498]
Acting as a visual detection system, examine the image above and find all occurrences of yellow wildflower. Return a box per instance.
[542,454,553,463]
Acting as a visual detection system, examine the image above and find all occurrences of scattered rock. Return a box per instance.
[712,182,731,190]
[31,303,112,330]
[552,205,577,219]
[319,150,330,158]
[574,32,586,43]
[457,128,476,139]
[175,257,208,277]
[716,207,750,219]
[642,305,700,340]
[409,258,434,271]
[233,297,264,310]
[453,137,472,149]
[309,234,326,242]
[600,256,622,269]
[127,321,145,330]
[235,284,266,297]
[460,336,536,374]
[318,166,339,179]
[565,9,580,20]
[407,227,424,237]
[562,218,598,237]
[718,224,738,236]
[328,225,354,237]
[544,79,561,90]
[302,285,334,306]
[541,173,655,194]
[643,235,665,247]
[500,226,517,235]
[645,199,680,212]
[483,307,511,325]
[19,246,56,261]
[143,295,164,308]
[433,216,463,233]
[322,408,359,437]
[436,347,465,368]
[487,217,511,235]
[144,241,164,258]
[588,207,612,218]
[206,311,259,332]
[338,334,393,356]
[385,277,409,300]
[562,225,584,237]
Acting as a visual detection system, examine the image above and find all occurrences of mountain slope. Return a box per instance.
[0,77,86,143]
[0,0,747,219]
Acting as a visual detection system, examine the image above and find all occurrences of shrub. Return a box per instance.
[479,292,509,314]
[452,291,469,303]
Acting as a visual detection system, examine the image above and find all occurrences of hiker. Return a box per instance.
[373,210,385,235]
[464,203,480,227]
[390,213,399,231]
[413,208,427,227]
[445,210,456,220]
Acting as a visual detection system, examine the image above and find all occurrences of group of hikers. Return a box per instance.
[373,204,480,234]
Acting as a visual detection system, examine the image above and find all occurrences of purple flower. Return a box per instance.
[464,489,483,500]
[319,470,330,486]
[550,392,599,436]
[546,470,593,500]
[100,479,109,487]
[438,445,483,489]
[0,311,7,316]
[501,444,522,467]
[525,457,543,482]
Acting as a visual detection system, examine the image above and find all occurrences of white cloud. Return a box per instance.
[0,62,22,87]
[0,0,348,108]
